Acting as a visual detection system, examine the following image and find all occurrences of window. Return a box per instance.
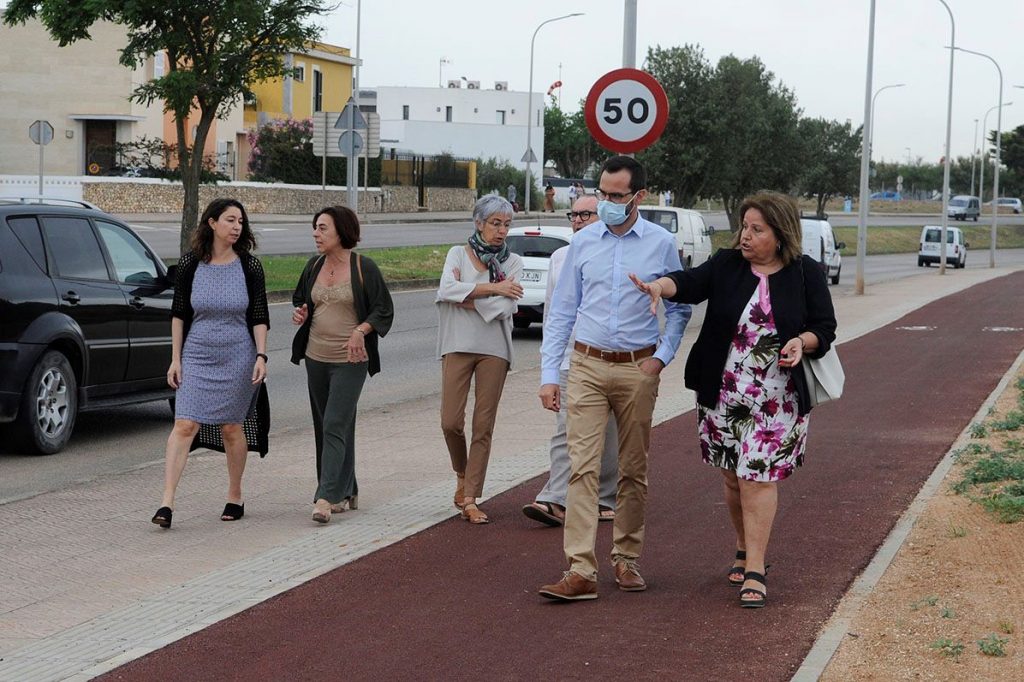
[642,210,679,234]
[294,62,305,82]
[95,221,160,284]
[153,52,165,79]
[41,217,110,280]
[496,110,506,125]
[402,105,409,120]
[506,235,568,258]
[313,68,324,112]
[7,216,47,272]
[445,105,453,122]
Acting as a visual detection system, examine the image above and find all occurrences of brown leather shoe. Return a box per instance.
[613,559,647,592]
[538,572,598,601]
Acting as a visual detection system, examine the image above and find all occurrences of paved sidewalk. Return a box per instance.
[113,210,550,225]
[0,266,1020,680]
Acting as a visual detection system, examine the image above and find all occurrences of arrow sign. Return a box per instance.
[334,97,367,130]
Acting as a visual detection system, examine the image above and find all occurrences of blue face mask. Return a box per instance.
[597,196,636,226]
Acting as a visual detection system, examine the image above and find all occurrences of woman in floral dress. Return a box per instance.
[631,192,836,608]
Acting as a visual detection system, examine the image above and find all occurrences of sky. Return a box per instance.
[323,0,1024,166]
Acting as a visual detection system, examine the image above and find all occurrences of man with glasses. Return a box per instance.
[522,192,620,528]
[538,155,690,601]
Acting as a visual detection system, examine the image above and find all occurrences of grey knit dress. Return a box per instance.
[175,259,257,424]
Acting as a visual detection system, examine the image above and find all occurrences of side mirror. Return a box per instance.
[836,241,846,250]
[964,242,970,249]
[165,263,179,285]
[706,225,715,236]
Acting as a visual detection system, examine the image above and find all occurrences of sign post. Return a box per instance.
[584,69,669,154]
[29,120,54,197]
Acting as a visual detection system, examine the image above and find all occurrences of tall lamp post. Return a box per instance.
[970,118,979,196]
[979,102,1012,209]
[869,83,905,159]
[524,13,584,214]
[954,47,1003,268]
[855,0,877,295]
[935,0,955,275]
[905,147,912,166]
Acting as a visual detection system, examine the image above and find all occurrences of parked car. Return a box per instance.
[0,198,175,454]
[800,217,845,285]
[638,206,714,268]
[986,197,1023,214]
[947,195,980,221]
[918,225,968,268]
[870,191,900,200]
[504,225,573,329]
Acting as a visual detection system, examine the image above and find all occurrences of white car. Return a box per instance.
[918,225,968,268]
[505,225,573,329]
[987,197,1023,214]
[638,206,714,268]
[801,218,844,285]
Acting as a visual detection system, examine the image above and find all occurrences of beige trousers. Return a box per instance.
[563,351,660,580]
[440,352,510,498]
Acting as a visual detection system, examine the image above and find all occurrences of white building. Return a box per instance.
[362,84,545,178]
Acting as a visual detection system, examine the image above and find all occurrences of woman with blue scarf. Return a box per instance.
[436,194,524,524]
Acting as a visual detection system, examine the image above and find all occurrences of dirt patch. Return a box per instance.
[822,367,1024,680]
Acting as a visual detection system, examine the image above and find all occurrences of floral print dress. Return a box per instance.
[698,267,808,482]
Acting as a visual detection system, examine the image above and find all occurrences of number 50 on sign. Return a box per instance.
[585,68,669,154]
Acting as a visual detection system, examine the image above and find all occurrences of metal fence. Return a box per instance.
[380,152,472,189]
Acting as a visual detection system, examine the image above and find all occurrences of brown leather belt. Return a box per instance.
[573,341,656,363]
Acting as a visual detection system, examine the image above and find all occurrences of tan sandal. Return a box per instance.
[454,474,466,510]
[312,499,331,524]
[461,502,489,524]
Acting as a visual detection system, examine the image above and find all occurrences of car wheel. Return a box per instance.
[917,257,924,267]
[512,318,532,329]
[831,266,841,285]
[15,350,78,455]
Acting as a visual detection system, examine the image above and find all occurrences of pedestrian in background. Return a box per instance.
[630,191,837,608]
[507,183,518,211]
[522,192,618,527]
[537,156,691,600]
[152,198,269,529]
[567,182,578,205]
[544,183,556,212]
[291,206,394,524]
[437,195,524,524]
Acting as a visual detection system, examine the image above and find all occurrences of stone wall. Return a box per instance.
[76,178,476,215]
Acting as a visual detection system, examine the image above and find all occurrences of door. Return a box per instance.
[84,120,116,175]
[94,220,174,383]
[40,216,128,387]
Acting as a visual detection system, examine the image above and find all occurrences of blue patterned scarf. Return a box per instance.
[467,231,510,283]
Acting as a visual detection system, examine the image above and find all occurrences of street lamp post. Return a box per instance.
[869,83,905,160]
[855,0,877,295]
[979,102,1012,209]
[935,0,955,276]
[905,147,912,166]
[524,13,583,214]
[954,47,1003,268]
[971,118,979,196]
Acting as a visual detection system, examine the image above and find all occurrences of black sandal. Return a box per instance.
[728,549,746,585]
[739,571,767,608]
[221,502,244,521]
[151,506,172,529]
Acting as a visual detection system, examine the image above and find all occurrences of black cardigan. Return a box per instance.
[171,250,270,342]
[290,253,395,376]
[666,249,837,416]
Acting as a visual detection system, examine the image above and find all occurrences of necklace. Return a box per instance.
[327,254,346,277]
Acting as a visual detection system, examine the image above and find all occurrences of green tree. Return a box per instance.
[5,0,330,254]
[247,117,381,186]
[704,55,803,229]
[543,98,600,179]
[475,158,541,208]
[637,44,716,207]
[796,118,861,217]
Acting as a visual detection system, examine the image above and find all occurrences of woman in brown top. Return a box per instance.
[291,206,394,524]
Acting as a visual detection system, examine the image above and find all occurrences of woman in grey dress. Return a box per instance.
[151,199,270,529]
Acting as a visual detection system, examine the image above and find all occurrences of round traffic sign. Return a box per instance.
[584,68,669,153]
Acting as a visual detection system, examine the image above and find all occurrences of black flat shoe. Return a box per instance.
[151,506,172,529]
[221,502,244,521]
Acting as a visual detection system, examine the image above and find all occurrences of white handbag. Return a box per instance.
[802,347,844,407]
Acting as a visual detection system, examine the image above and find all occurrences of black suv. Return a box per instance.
[0,198,175,454]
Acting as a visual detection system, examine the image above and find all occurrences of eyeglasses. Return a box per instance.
[595,189,636,203]
[484,219,512,229]
[567,210,597,222]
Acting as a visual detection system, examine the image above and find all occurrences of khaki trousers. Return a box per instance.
[440,352,510,498]
[563,351,660,580]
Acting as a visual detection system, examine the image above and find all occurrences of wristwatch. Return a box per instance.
[256,353,269,362]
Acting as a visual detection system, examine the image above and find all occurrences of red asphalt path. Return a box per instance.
[103,273,1024,681]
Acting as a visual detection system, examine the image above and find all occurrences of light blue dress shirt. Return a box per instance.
[540,215,691,386]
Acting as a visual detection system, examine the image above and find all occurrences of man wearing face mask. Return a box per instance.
[537,155,691,601]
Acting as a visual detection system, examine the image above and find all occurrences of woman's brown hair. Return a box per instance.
[313,206,361,249]
[190,198,256,262]
[732,192,803,265]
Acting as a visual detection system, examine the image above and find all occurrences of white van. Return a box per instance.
[947,195,980,221]
[918,225,968,268]
[638,207,714,268]
[800,218,844,285]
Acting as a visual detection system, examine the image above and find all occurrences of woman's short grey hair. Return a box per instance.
[473,194,513,224]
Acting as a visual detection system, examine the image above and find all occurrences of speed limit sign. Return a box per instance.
[584,68,669,153]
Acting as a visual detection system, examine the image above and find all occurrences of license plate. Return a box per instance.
[522,270,541,282]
